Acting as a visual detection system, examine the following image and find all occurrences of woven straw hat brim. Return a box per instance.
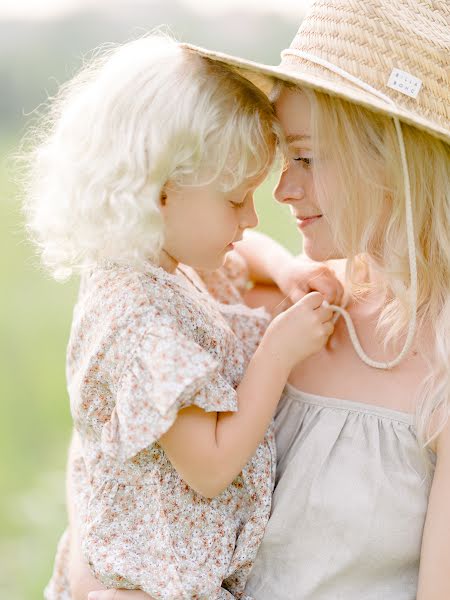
[181,43,450,146]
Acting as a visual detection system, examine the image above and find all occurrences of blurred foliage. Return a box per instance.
[0,1,298,136]
[0,3,301,598]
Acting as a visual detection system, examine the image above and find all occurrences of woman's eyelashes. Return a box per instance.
[293,156,313,169]
[287,146,313,169]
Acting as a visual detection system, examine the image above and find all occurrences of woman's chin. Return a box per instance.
[302,240,343,262]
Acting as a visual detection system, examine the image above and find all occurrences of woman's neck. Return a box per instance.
[344,255,389,317]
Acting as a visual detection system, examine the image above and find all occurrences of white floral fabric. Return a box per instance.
[45,252,276,600]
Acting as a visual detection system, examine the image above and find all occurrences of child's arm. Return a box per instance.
[235,230,344,306]
[234,230,294,286]
[159,292,333,498]
[416,422,450,599]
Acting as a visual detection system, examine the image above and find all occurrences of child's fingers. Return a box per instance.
[298,291,324,310]
[323,321,335,337]
[316,304,334,323]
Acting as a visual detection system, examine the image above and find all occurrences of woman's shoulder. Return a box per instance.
[324,256,370,287]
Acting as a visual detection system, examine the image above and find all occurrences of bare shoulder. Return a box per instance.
[325,256,370,288]
[324,258,348,286]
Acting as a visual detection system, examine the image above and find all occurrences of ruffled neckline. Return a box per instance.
[284,382,415,425]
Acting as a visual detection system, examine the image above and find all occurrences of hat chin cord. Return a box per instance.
[281,49,418,369]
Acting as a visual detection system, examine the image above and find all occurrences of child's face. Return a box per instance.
[274,88,343,262]
[160,171,266,270]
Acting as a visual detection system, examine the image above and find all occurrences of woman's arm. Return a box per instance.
[243,283,293,318]
[416,420,450,599]
[66,434,108,600]
[69,540,108,600]
[234,230,294,286]
[67,435,155,600]
[70,541,152,600]
[87,593,153,600]
[235,230,344,306]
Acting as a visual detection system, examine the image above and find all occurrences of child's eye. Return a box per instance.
[230,200,245,208]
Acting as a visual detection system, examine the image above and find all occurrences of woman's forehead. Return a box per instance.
[274,87,311,139]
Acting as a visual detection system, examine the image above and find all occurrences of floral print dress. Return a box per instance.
[45,252,276,600]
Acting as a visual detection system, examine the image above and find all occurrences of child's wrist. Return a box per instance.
[256,330,295,378]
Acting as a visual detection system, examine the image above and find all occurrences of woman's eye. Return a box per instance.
[293,157,313,168]
[230,201,245,208]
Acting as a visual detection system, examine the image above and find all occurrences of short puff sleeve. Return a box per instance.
[101,320,238,462]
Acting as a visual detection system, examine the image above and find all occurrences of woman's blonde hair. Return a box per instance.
[275,82,450,450]
[22,34,279,280]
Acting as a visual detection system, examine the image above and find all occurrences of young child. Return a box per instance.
[23,35,340,599]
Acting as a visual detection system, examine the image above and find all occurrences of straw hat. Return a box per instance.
[182,0,450,145]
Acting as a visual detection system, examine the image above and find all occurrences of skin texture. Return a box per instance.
[274,89,340,263]
[159,173,263,272]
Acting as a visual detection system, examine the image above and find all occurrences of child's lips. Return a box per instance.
[227,236,243,249]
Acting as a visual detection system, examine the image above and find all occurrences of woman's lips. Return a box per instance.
[296,215,323,229]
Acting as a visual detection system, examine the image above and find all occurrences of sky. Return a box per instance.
[0,0,314,20]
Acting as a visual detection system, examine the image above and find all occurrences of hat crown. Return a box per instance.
[283,0,450,135]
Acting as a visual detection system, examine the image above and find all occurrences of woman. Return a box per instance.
[69,0,450,598]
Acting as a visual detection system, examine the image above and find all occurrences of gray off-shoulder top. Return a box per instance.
[244,384,435,600]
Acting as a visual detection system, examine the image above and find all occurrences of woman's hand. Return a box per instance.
[233,231,344,307]
[276,255,344,306]
[88,591,155,600]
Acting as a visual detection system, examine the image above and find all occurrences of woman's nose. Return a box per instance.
[274,168,305,205]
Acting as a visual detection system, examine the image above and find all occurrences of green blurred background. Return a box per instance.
[0,2,305,597]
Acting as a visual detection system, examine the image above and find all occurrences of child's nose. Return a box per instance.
[241,198,259,230]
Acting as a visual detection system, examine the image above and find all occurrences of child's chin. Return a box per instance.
[192,256,225,271]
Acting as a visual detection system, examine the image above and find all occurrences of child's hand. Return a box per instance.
[88,591,156,600]
[262,291,334,370]
[276,256,344,306]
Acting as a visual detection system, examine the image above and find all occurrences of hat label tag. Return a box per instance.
[387,68,422,99]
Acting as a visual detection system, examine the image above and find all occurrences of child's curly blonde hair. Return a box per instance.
[23,34,280,281]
